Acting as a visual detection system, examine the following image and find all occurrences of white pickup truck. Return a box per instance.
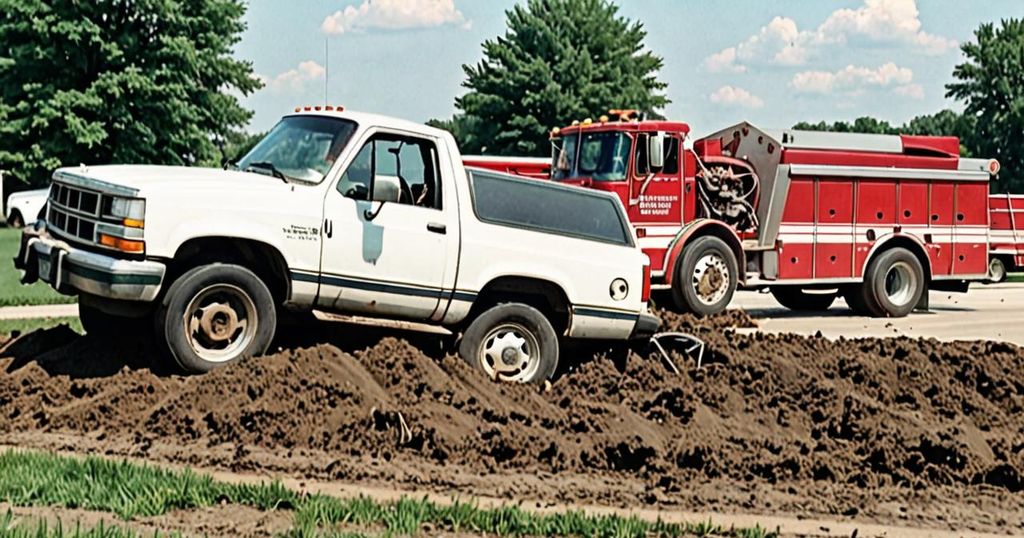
[15,108,658,383]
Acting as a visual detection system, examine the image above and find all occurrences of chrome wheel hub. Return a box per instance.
[479,323,540,382]
[184,283,258,363]
[884,261,917,307]
[692,253,730,305]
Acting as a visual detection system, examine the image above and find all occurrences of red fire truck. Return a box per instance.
[467,112,1001,317]
[988,194,1024,281]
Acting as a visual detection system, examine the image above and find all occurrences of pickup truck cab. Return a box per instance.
[15,108,658,383]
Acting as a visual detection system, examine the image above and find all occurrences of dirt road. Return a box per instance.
[731,282,1024,345]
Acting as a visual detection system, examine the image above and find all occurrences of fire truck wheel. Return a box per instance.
[671,235,738,316]
[862,248,924,318]
[459,303,558,384]
[769,287,836,311]
[988,257,1007,283]
[155,263,277,373]
[841,285,876,316]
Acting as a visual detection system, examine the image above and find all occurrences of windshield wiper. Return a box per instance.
[245,161,289,184]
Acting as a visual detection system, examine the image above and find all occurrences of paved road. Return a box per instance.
[2,282,1023,346]
[731,281,1024,345]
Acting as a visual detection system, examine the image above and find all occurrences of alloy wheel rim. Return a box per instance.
[478,322,541,382]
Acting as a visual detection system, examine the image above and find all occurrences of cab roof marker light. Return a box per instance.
[294,106,301,113]
[324,105,334,111]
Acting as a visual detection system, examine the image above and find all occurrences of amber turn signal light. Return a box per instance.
[99,233,145,254]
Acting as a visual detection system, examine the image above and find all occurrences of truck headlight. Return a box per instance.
[104,197,146,228]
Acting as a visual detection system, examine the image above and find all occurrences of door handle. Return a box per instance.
[324,219,333,238]
[426,222,447,234]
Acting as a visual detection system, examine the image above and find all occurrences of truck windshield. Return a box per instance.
[551,132,630,182]
[237,116,357,183]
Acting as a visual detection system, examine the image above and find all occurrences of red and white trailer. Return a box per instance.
[988,194,1024,281]
[471,114,1001,317]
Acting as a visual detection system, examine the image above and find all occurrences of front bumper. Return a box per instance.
[15,224,166,302]
[630,311,661,339]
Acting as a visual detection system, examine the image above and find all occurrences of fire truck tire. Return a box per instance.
[458,303,558,384]
[988,257,1007,283]
[841,285,876,316]
[155,263,277,373]
[671,235,738,316]
[861,248,924,318]
[769,287,837,311]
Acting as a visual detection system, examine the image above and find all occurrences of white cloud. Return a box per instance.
[709,86,764,109]
[703,0,956,72]
[261,61,325,93]
[322,0,469,34]
[894,83,925,99]
[791,62,914,94]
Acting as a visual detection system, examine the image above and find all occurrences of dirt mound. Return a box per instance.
[1,312,1023,532]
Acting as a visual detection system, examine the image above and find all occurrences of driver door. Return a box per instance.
[317,130,454,320]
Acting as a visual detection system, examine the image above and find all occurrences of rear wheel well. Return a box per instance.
[167,237,290,304]
[671,222,746,283]
[866,237,932,282]
[468,276,570,335]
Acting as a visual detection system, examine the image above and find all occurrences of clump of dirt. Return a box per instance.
[1,314,1023,533]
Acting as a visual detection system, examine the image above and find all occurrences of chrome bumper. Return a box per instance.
[15,224,165,302]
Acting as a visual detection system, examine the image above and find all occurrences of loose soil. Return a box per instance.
[1,309,1022,536]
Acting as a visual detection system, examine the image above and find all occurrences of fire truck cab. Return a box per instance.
[542,112,1000,317]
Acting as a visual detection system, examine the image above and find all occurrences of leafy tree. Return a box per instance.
[947,18,1024,193]
[0,0,261,189]
[437,0,669,156]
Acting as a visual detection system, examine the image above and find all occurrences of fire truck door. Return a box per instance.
[629,133,683,227]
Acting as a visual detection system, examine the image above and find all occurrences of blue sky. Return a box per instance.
[236,0,1024,136]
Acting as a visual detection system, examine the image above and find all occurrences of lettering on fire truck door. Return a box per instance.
[814,179,854,279]
[629,134,682,226]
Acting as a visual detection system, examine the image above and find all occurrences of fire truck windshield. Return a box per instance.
[552,132,630,182]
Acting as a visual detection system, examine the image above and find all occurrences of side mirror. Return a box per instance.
[369,174,401,203]
[647,132,665,170]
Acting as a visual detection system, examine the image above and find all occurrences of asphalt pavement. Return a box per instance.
[731,281,1024,346]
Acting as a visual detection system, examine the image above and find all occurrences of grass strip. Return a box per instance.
[0,317,81,337]
[0,450,777,537]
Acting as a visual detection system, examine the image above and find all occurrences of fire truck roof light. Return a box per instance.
[571,120,580,126]
[582,118,593,126]
[990,159,1001,175]
[599,115,609,123]
[294,107,301,113]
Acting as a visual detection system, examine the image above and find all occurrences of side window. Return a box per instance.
[635,134,649,176]
[662,137,680,175]
[337,134,442,209]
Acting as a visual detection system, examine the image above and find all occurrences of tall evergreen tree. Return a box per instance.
[443,0,668,156]
[947,18,1024,193]
[0,0,261,189]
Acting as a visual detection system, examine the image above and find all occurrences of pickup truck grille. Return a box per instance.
[47,182,102,245]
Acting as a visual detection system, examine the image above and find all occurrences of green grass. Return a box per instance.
[0,317,81,336]
[0,227,74,307]
[0,450,777,538]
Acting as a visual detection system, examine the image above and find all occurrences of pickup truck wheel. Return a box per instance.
[861,248,924,318]
[671,236,737,316]
[769,287,836,311]
[156,264,276,373]
[459,303,558,384]
[988,257,1007,283]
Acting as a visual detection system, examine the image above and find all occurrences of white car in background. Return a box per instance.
[5,188,48,228]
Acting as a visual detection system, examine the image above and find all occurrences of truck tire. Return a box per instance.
[841,285,875,316]
[988,257,1007,283]
[671,235,738,316]
[155,263,276,373]
[859,248,925,318]
[770,287,836,311]
[459,303,558,384]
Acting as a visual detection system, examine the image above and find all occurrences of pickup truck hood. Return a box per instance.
[54,165,295,197]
